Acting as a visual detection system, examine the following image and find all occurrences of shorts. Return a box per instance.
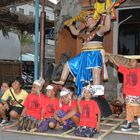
[126,104,140,122]
[7,104,24,115]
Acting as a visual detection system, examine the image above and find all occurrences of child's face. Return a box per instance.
[46,90,55,98]
[61,94,70,104]
[32,84,39,94]
[83,89,92,100]
[12,80,21,91]
[129,59,137,68]
[1,83,9,94]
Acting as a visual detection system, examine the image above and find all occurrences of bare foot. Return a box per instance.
[52,81,65,85]
[1,125,11,130]
[30,128,37,133]
[55,123,61,130]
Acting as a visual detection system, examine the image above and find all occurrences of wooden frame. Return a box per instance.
[3,115,140,140]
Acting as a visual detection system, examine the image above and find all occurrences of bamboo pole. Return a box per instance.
[101,117,125,121]
[112,130,140,136]
[101,129,140,136]
[100,119,109,125]
[98,120,125,140]
[124,55,140,59]
[4,129,98,140]
[101,123,138,128]
[101,123,115,126]
[61,127,75,135]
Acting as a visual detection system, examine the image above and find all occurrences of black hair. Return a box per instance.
[1,80,11,87]
[13,77,24,89]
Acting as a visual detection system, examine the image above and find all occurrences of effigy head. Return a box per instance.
[81,84,104,98]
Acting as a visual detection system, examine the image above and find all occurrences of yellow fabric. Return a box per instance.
[82,45,104,51]
[2,88,28,107]
[64,0,122,26]
[93,0,116,20]
[93,2,105,20]
[64,10,93,26]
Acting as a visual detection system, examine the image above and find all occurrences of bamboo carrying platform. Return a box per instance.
[3,114,140,140]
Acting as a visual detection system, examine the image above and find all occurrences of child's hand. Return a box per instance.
[4,103,9,110]
[60,118,66,125]
[55,117,61,123]
[96,128,100,133]
[77,96,82,103]
[38,119,43,126]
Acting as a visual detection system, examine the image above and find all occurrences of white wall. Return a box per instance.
[15,3,55,45]
[16,4,54,20]
[0,31,20,60]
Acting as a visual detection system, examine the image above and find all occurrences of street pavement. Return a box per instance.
[0,129,140,140]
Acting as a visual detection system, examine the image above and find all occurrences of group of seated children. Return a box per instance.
[0,77,107,138]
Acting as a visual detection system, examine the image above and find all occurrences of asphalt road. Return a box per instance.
[0,130,140,140]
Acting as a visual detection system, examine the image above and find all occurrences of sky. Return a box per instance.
[48,0,59,4]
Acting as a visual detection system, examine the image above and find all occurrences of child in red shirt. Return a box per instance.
[75,85,100,137]
[18,78,45,131]
[109,55,140,132]
[38,84,60,132]
[54,88,79,131]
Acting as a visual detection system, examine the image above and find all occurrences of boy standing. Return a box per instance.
[109,55,140,132]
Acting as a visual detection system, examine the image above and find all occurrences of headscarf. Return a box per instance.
[46,84,62,94]
[33,77,45,94]
[59,88,71,108]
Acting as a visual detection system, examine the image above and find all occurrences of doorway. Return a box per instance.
[118,7,140,55]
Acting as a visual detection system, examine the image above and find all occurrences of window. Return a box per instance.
[118,8,140,55]
[46,16,49,19]
[19,8,24,14]
[29,11,34,16]
[45,28,54,39]
[11,6,16,12]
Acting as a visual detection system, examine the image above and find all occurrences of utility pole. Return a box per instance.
[34,0,39,80]
[39,0,46,78]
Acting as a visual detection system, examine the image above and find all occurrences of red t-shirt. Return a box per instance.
[24,93,45,120]
[79,100,100,128]
[118,65,140,96]
[58,100,77,113]
[41,97,59,118]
